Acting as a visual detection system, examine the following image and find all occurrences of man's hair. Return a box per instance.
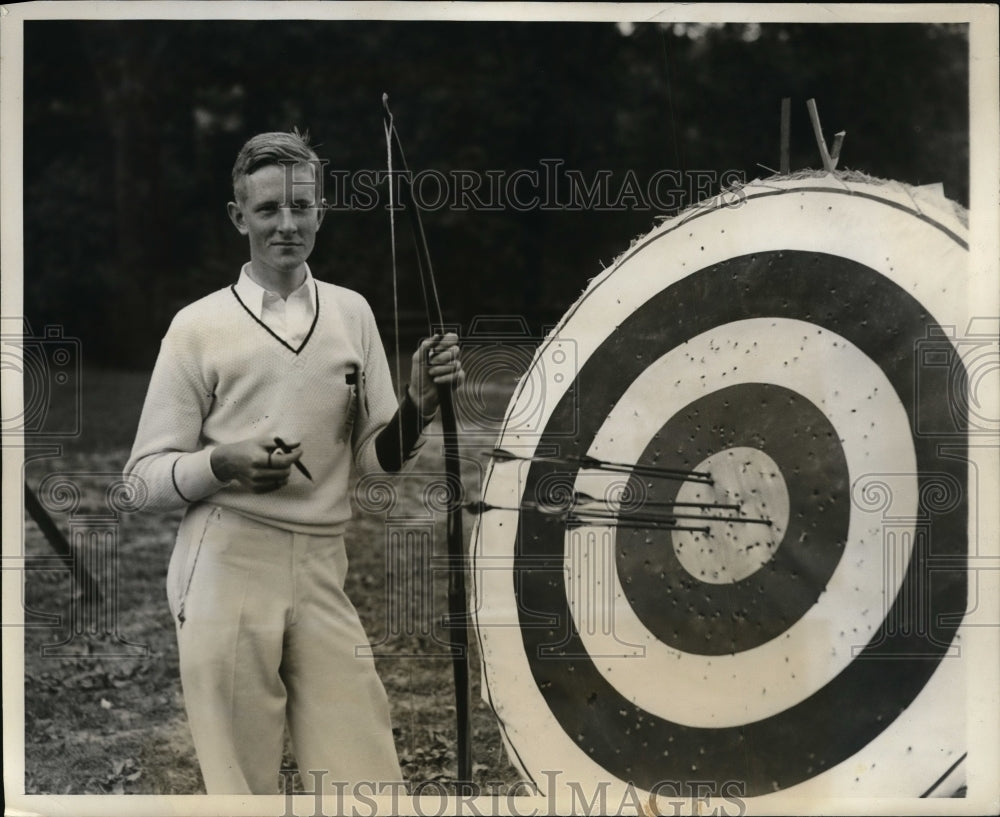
[231,130,323,203]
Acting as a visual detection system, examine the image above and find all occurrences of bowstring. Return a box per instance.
[388,122,445,332]
[384,112,405,464]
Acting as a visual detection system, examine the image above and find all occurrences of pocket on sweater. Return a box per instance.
[340,379,359,443]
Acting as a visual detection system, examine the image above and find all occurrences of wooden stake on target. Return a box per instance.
[806,98,846,171]
[780,97,791,173]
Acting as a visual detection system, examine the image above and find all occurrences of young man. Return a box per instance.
[125,131,463,794]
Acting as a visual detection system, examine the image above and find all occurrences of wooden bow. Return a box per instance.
[382,95,473,789]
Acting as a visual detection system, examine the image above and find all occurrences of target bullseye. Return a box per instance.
[671,446,789,584]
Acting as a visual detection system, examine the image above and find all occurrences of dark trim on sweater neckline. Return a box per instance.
[230,281,320,354]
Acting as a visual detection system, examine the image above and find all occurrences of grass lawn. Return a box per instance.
[20,364,526,795]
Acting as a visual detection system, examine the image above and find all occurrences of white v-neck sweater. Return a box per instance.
[125,280,400,534]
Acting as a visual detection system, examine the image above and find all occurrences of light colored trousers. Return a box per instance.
[167,503,404,794]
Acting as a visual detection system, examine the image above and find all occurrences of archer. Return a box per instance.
[124,130,463,794]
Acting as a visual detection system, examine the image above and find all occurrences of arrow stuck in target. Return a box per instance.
[487,448,714,484]
[465,500,713,534]
[465,496,773,531]
[573,490,741,512]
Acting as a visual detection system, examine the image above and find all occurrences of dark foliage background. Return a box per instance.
[23,20,968,369]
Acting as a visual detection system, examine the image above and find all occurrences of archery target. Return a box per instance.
[471,176,969,800]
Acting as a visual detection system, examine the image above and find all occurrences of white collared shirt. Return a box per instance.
[234,263,316,347]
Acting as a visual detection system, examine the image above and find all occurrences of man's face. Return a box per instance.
[227,161,324,279]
